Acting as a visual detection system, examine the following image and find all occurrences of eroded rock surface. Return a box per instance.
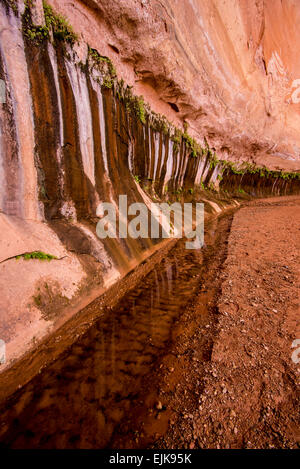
[50,0,300,169]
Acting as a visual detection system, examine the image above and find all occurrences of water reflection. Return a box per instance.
[0,223,218,448]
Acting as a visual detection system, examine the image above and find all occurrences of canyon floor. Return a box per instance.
[152,196,300,450]
[0,196,299,449]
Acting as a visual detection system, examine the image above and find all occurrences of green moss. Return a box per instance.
[209,153,220,169]
[88,47,116,78]
[88,47,118,91]
[175,187,183,195]
[133,96,146,124]
[151,113,170,134]
[22,1,78,45]
[171,131,181,145]
[207,182,216,191]
[33,294,42,307]
[1,0,18,15]
[221,161,300,181]
[102,77,114,89]
[182,130,204,158]
[171,130,182,153]
[16,251,58,261]
[43,1,78,44]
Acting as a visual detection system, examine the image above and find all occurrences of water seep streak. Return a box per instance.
[90,80,109,175]
[0,5,40,220]
[65,58,95,187]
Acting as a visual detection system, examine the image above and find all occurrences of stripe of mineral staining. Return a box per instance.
[48,43,64,149]
[56,48,96,219]
[272,178,279,195]
[195,157,206,185]
[201,157,211,183]
[128,138,134,174]
[24,31,64,220]
[156,136,163,182]
[92,81,109,176]
[0,46,20,216]
[175,144,184,187]
[179,148,189,187]
[0,4,40,220]
[210,164,221,185]
[153,131,160,182]
[147,124,151,178]
[86,71,112,207]
[47,43,67,211]
[154,133,164,184]
[65,58,95,187]
[163,139,174,190]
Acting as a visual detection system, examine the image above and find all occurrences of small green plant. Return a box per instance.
[43,1,78,44]
[134,175,141,184]
[33,295,42,307]
[15,251,58,261]
[102,77,113,89]
[88,48,116,77]
[88,47,118,91]
[171,130,182,152]
[209,153,220,169]
[23,1,78,45]
[207,182,216,191]
[188,188,194,195]
[153,114,169,134]
[130,96,146,124]
[2,0,18,15]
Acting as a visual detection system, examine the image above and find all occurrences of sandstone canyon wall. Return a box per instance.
[49,0,300,169]
[0,0,299,368]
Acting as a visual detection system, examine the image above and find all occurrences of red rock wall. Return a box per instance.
[0,0,299,369]
[48,0,300,170]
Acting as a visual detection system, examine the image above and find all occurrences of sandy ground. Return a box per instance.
[153,196,299,449]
